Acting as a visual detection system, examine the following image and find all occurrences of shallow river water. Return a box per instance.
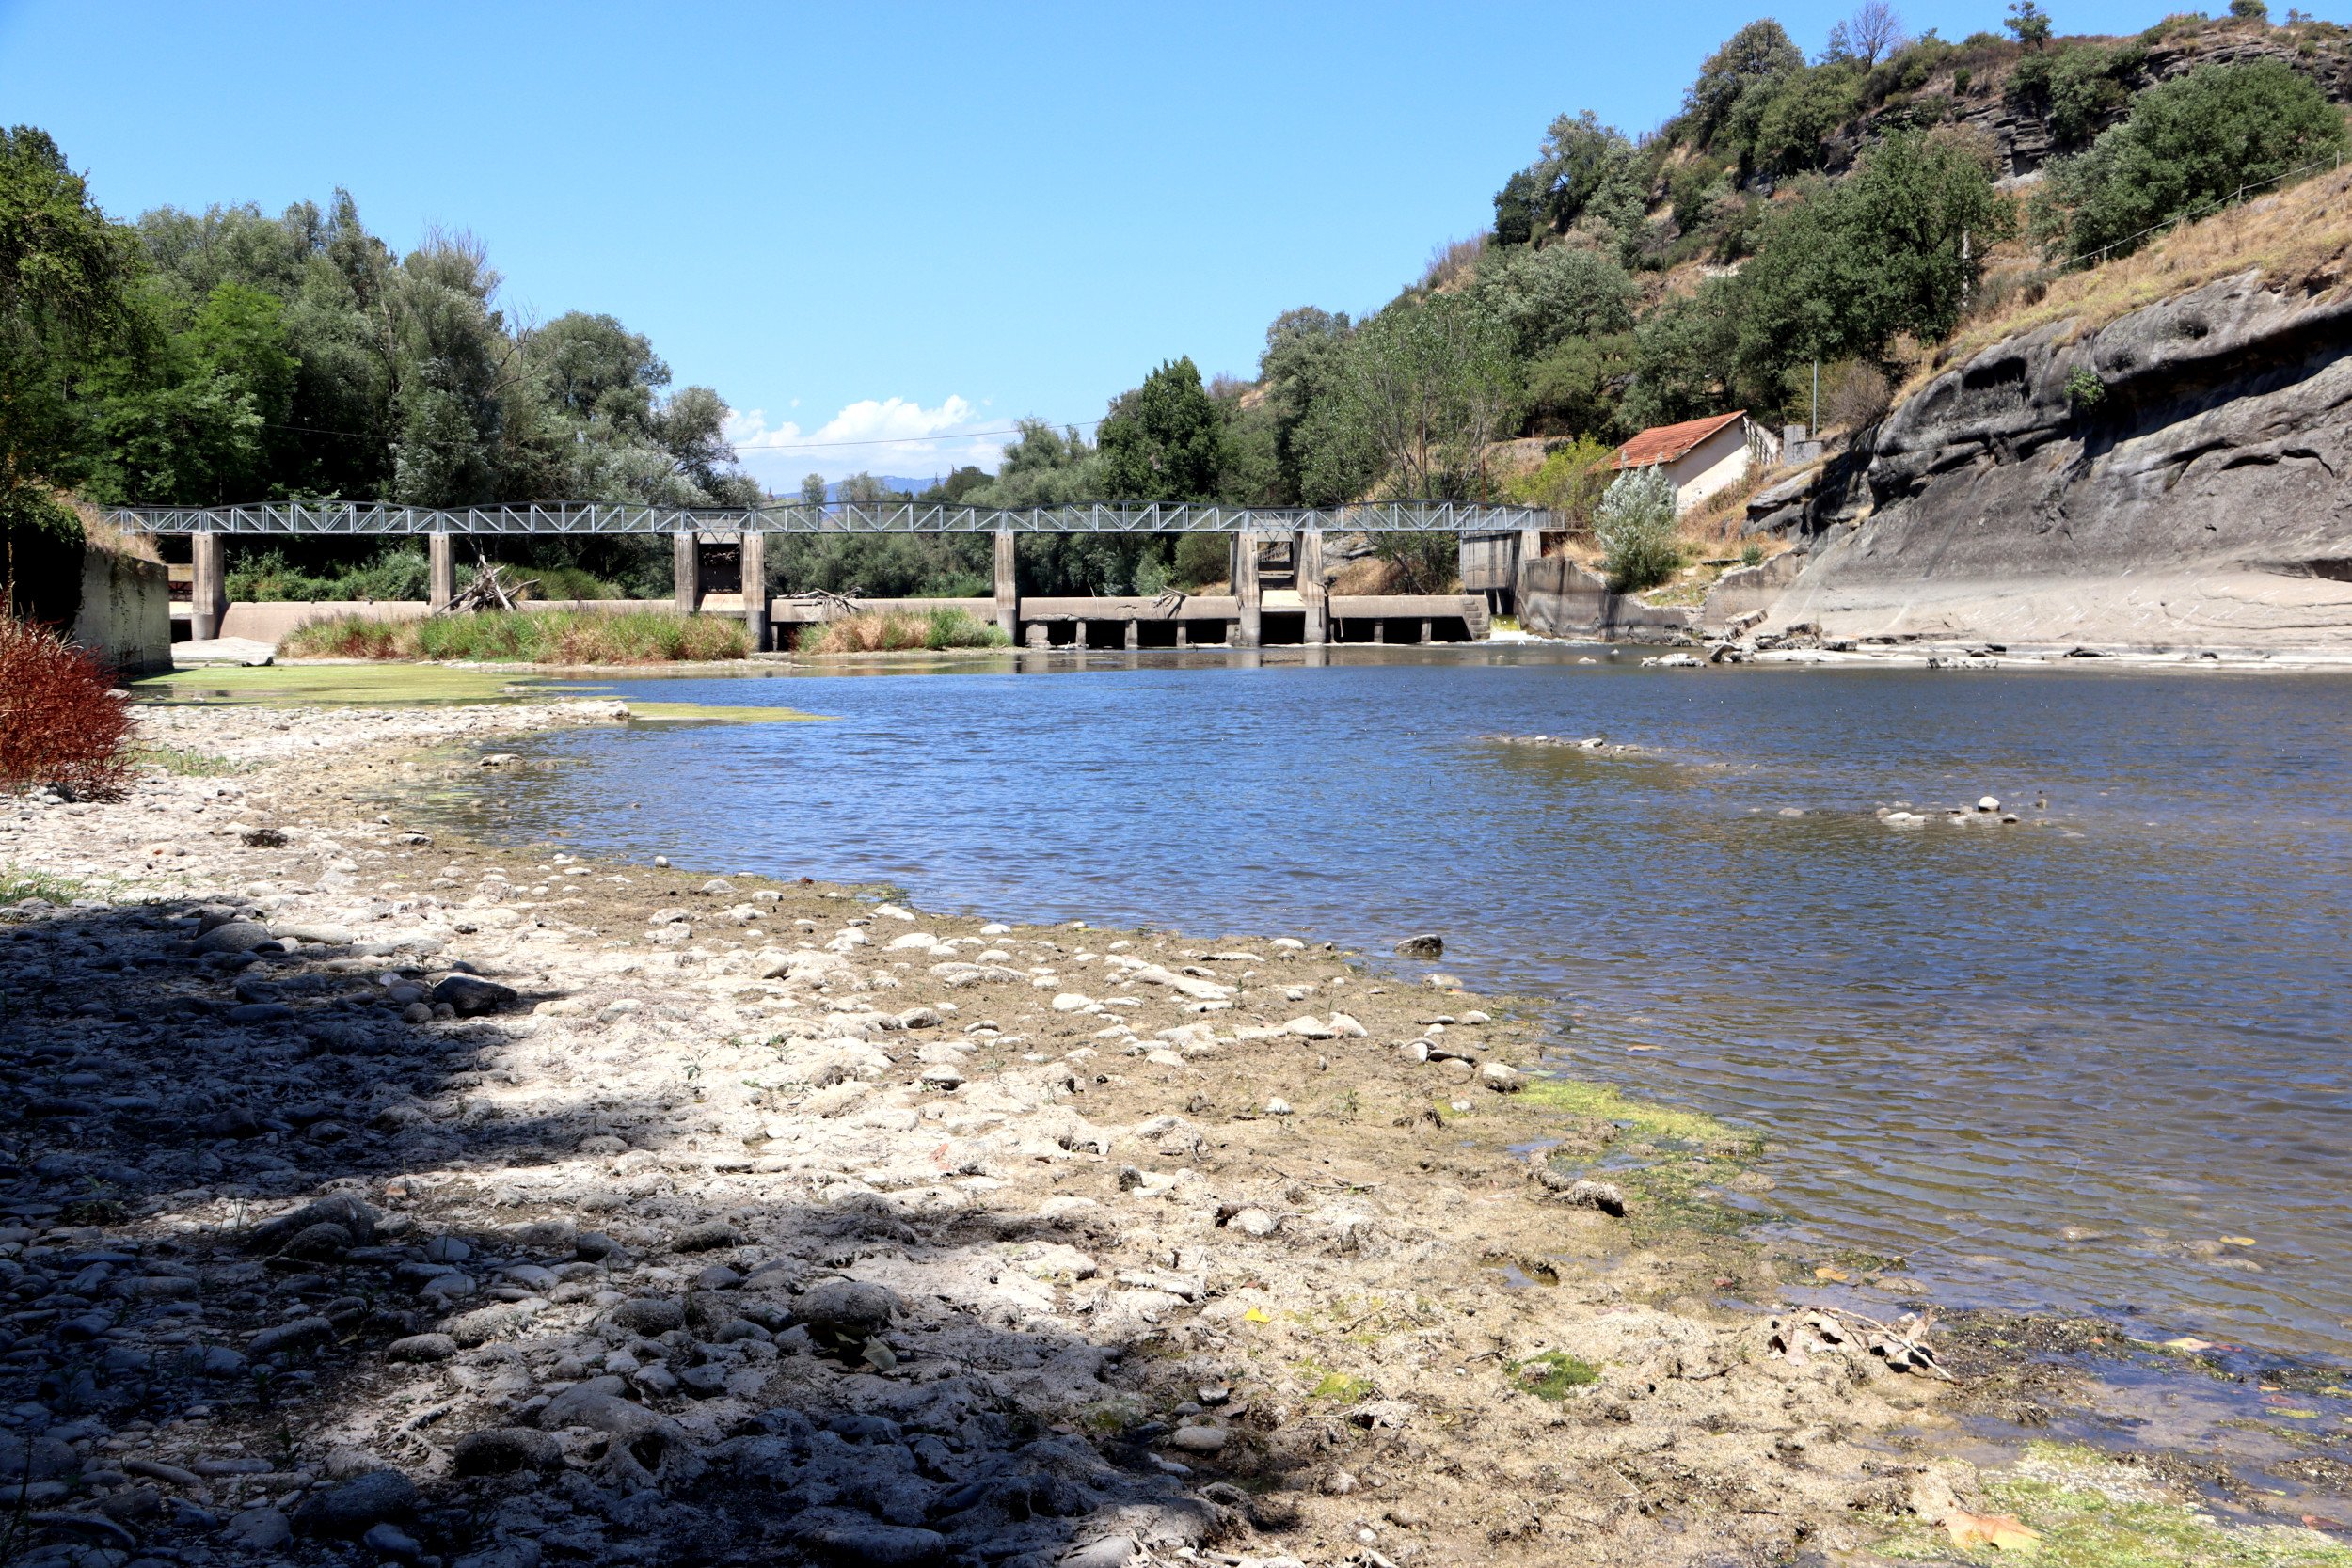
[470,647,2352,1359]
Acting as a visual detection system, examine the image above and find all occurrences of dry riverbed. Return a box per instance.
[3,699,2347,1568]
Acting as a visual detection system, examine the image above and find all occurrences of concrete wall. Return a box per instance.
[72,546,172,675]
[1516,556,1698,643]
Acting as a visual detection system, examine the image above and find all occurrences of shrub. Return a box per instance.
[1370,531,1459,594]
[1593,467,1681,592]
[1171,531,1229,589]
[2034,59,2349,263]
[0,617,133,799]
[281,609,747,663]
[797,609,1009,654]
[1507,436,1617,530]
[2065,366,2109,409]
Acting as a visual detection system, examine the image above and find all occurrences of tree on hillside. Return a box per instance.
[1337,294,1518,500]
[1624,281,1740,430]
[1530,112,1649,251]
[1097,356,1223,502]
[1492,171,1543,246]
[2006,0,2054,50]
[800,473,826,505]
[1824,3,1910,68]
[1260,307,1359,504]
[1733,128,2013,397]
[2032,58,2347,264]
[1684,20,1806,147]
[1468,244,1637,359]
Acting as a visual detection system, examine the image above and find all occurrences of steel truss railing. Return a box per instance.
[106,501,1554,537]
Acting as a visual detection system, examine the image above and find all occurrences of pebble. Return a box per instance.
[1392,933,1444,959]
[294,1469,418,1538]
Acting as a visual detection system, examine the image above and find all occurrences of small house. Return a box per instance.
[1613,410,1781,515]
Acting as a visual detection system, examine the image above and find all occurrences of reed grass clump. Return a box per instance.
[281,609,748,664]
[798,608,1009,654]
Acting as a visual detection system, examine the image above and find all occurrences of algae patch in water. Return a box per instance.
[132,664,564,705]
[624,702,821,723]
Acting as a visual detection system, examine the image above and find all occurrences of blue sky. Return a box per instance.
[5,0,2192,487]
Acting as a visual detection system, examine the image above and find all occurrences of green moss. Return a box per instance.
[1510,1351,1600,1401]
[0,866,86,907]
[1516,1076,1743,1147]
[1311,1371,1375,1403]
[1877,1442,2352,1567]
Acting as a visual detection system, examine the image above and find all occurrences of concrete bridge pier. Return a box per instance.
[1234,529,1263,649]
[993,531,1017,641]
[673,531,698,614]
[428,532,455,611]
[191,531,227,641]
[741,531,769,652]
[1298,527,1327,645]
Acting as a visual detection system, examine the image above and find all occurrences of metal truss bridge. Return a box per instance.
[107,500,1553,537]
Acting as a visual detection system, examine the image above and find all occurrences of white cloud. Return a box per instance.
[725,395,1012,491]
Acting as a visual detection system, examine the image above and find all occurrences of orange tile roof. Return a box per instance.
[1614,409,1746,468]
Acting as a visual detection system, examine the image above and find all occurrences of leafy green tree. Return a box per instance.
[1751,65,1865,174]
[1521,331,1635,441]
[0,126,140,615]
[1624,280,1740,430]
[1684,21,1806,147]
[1336,294,1518,499]
[1593,465,1681,591]
[800,472,827,505]
[1468,245,1637,358]
[2006,0,2053,50]
[1492,171,1542,246]
[2032,59,2346,264]
[1733,129,2013,395]
[1098,356,1223,501]
[1529,112,1648,249]
[1259,307,1354,503]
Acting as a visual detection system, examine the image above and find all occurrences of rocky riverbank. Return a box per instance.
[0,699,2338,1568]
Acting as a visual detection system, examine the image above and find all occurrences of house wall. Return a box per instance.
[1667,424,1756,515]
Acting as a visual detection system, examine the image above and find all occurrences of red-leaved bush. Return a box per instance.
[0,617,133,799]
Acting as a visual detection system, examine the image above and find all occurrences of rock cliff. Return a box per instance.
[1743,268,2352,649]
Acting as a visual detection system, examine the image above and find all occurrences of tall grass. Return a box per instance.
[283,610,748,663]
[797,608,1009,654]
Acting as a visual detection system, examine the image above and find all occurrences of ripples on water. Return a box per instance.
[469,648,2352,1357]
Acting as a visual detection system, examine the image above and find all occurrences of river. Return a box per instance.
[464,646,2352,1360]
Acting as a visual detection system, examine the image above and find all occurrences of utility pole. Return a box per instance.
[1811,361,1820,436]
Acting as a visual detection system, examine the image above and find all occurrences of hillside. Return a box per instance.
[1735,159,2352,650]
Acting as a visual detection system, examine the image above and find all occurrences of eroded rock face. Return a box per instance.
[1748,271,2352,649]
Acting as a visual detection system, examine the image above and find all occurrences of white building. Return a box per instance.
[1613,410,1782,515]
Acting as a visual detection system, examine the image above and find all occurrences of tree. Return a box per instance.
[1685,21,1806,146]
[1624,280,1740,431]
[1492,171,1541,246]
[1733,129,2014,393]
[1593,465,1681,591]
[1751,64,1866,174]
[1260,307,1356,503]
[0,126,140,615]
[1336,293,1518,500]
[800,473,827,505]
[2006,0,2053,51]
[2032,59,2346,263]
[2229,0,2269,20]
[1098,356,1223,501]
[1825,3,1909,67]
[1468,244,1637,358]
